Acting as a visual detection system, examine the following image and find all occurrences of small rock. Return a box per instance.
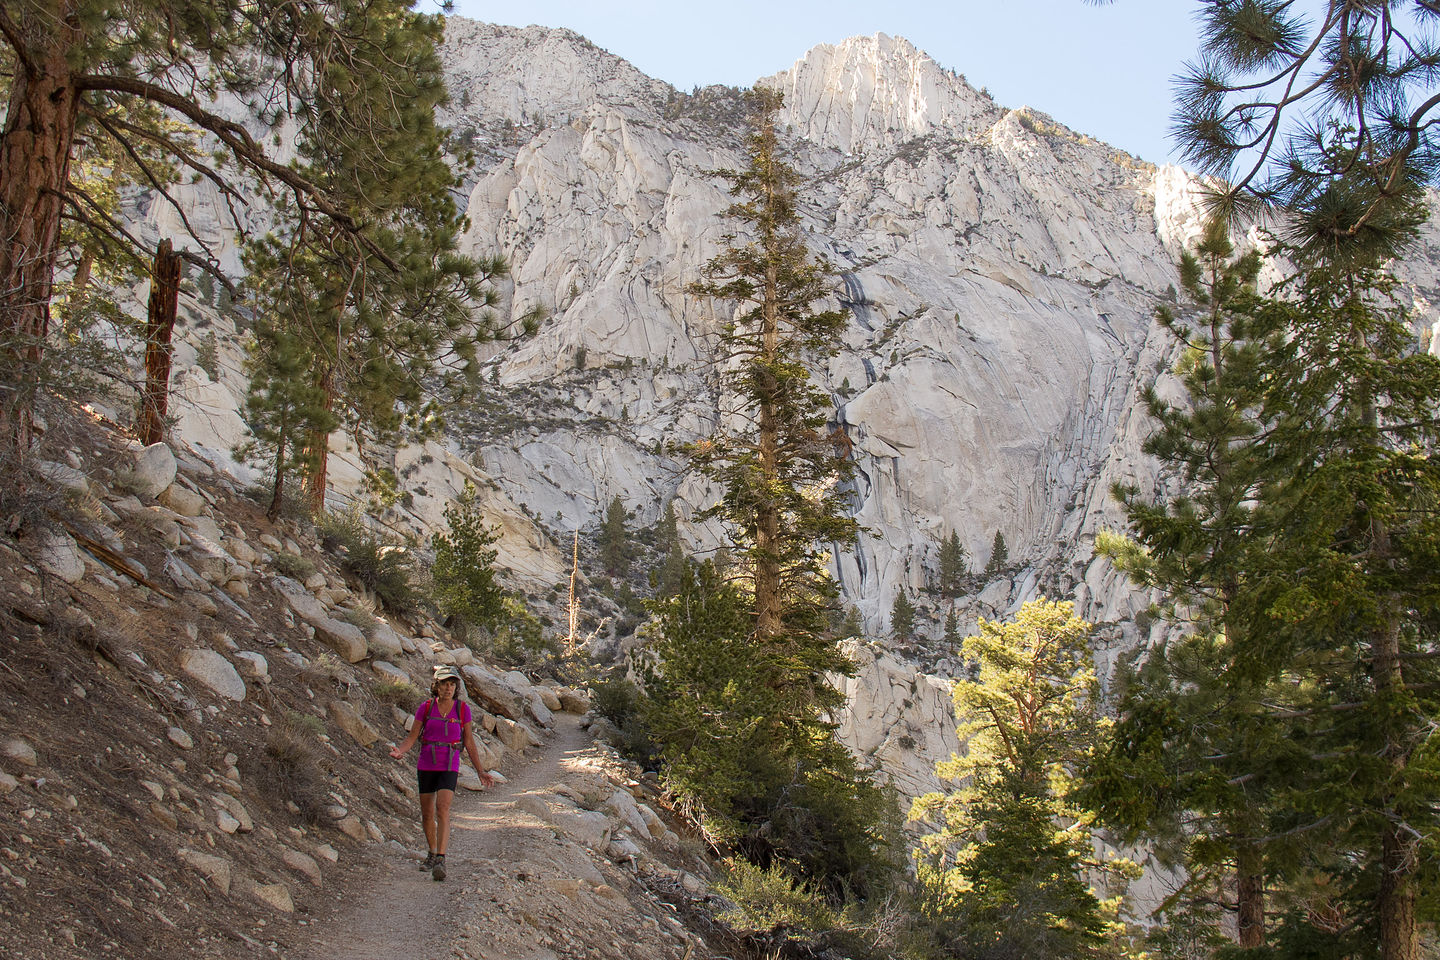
[328,701,379,747]
[182,590,218,617]
[157,484,205,517]
[281,848,322,887]
[335,816,366,841]
[253,882,294,913]
[367,621,405,659]
[303,571,327,591]
[371,661,409,684]
[150,803,179,830]
[167,727,194,750]
[35,461,93,498]
[314,843,339,863]
[0,772,18,794]
[259,534,283,550]
[140,780,165,801]
[34,528,85,584]
[535,686,562,712]
[233,651,268,679]
[227,537,259,565]
[216,811,240,834]
[557,689,590,714]
[218,794,253,832]
[1,738,37,766]
[123,443,177,499]
[177,847,231,895]
[179,649,247,702]
[313,618,367,663]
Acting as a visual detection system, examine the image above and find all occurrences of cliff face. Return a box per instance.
[151,18,1440,801]
[436,22,1180,628]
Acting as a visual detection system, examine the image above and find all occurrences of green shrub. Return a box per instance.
[714,858,839,937]
[431,480,505,642]
[592,675,656,763]
[316,506,420,615]
[271,550,317,581]
[373,680,421,708]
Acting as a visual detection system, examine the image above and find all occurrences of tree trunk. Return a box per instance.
[0,2,83,455]
[266,407,290,522]
[138,239,183,446]
[1236,846,1265,950]
[1375,606,1417,960]
[302,368,335,515]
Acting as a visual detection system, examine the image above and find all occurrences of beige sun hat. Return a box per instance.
[433,665,461,683]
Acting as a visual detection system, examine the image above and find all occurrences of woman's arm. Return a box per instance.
[461,722,495,788]
[389,711,424,759]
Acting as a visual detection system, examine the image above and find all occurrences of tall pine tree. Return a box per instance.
[644,87,889,895]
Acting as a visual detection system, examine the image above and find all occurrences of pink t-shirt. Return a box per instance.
[414,699,471,772]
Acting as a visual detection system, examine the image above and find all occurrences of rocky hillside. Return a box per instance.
[0,418,745,960]
[129,18,1440,806]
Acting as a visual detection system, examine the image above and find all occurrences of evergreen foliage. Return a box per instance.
[890,591,916,640]
[598,495,630,577]
[315,506,419,615]
[912,599,1137,960]
[646,87,890,898]
[943,608,961,653]
[0,0,476,455]
[239,0,504,513]
[1092,222,1440,959]
[936,531,968,597]
[652,500,689,599]
[983,531,1009,579]
[1162,0,1437,268]
[431,481,505,643]
[237,322,337,521]
[1086,220,1285,949]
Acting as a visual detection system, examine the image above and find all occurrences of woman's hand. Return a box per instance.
[389,744,407,760]
[479,770,496,788]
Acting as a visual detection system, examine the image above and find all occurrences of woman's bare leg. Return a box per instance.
[419,792,438,853]
[434,789,454,855]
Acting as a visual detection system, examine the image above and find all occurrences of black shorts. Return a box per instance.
[417,769,459,795]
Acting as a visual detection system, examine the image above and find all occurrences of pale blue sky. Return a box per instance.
[442,1,1222,165]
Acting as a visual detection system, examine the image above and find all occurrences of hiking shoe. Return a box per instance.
[431,854,446,882]
[419,853,435,872]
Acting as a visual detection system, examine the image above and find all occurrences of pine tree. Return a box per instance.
[652,500,688,599]
[890,590,916,640]
[431,481,505,644]
[237,320,336,522]
[937,531,968,597]
[598,495,630,577]
[0,0,448,455]
[647,87,888,895]
[1086,220,1285,949]
[983,531,1008,580]
[241,1,504,513]
[1160,0,1436,267]
[943,608,961,653]
[912,599,1137,958]
[1092,225,1440,960]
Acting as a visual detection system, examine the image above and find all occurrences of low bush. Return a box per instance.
[261,712,330,824]
[315,506,421,615]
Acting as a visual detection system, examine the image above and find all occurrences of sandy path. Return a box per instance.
[298,713,594,960]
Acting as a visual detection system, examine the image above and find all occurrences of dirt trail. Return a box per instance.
[298,713,597,960]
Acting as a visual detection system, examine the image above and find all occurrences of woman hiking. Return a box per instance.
[390,665,494,881]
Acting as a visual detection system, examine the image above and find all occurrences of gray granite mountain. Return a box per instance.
[150,17,1440,801]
